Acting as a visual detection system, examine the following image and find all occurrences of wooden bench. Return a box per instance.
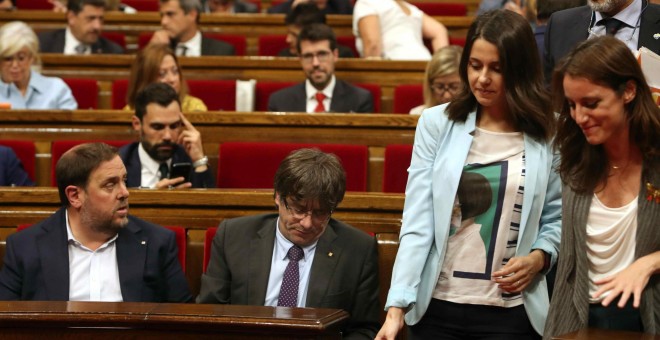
[0,110,420,191]
[0,187,403,319]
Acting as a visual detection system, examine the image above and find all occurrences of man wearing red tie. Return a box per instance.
[267,24,374,113]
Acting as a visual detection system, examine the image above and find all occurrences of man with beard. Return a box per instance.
[267,23,373,113]
[149,0,234,56]
[0,143,192,302]
[119,83,214,189]
[543,0,659,82]
[38,0,124,54]
[198,148,381,339]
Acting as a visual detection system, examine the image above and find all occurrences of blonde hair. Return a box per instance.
[0,21,41,67]
[423,45,462,107]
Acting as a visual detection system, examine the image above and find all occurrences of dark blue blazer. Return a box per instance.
[0,146,33,187]
[38,29,125,54]
[0,208,192,302]
[119,142,215,188]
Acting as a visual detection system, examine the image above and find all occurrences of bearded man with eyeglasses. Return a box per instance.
[198,148,381,340]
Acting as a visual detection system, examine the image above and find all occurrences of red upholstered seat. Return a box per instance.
[203,227,218,273]
[449,36,467,47]
[16,224,32,232]
[111,79,129,110]
[138,32,246,55]
[164,226,187,272]
[258,34,287,56]
[63,78,99,109]
[411,2,467,16]
[217,142,369,191]
[393,84,423,114]
[101,32,127,51]
[383,144,413,193]
[187,80,236,111]
[122,0,159,11]
[255,81,296,111]
[354,82,381,113]
[336,35,359,57]
[50,140,131,186]
[0,140,36,182]
[15,0,50,9]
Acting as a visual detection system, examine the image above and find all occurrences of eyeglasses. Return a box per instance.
[301,50,332,64]
[2,52,31,65]
[283,197,332,223]
[431,82,461,96]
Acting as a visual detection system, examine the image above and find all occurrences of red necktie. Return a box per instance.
[313,92,326,113]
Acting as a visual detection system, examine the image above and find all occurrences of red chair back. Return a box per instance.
[218,142,369,191]
[336,35,359,57]
[15,0,51,9]
[354,83,381,113]
[0,140,36,182]
[112,79,129,110]
[383,144,414,193]
[101,32,127,51]
[164,226,187,272]
[203,227,218,273]
[17,224,32,232]
[63,78,99,109]
[255,81,297,111]
[50,140,131,186]
[393,84,424,114]
[258,35,288,56]
[187,80,237,111]
[411,2,467,16]
[122,0,160,11]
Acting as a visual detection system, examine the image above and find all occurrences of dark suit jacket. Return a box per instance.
[0,208,192,302]
[267,79,373,113]
[197,213,381,340]
[201,36,235,56]
[38,29,124,54]
[543,1,660,82]
[0,146,33,187]
[205,0,258,13]
[119,142,215,188]
[278,44,356,58]
[267,0,352,14]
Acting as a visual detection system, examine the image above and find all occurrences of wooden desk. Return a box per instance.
[0,110,420,190]
[553,329,660,340]
[0,301,348,339]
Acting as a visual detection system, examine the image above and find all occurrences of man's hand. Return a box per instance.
[177,113,207,172]
[155,177,192,189]
[150,30,172,46]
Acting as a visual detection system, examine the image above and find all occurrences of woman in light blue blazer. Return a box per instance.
[377,10,561,339]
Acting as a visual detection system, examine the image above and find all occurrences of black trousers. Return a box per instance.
[409,299,540,340]
[588,299,643,332]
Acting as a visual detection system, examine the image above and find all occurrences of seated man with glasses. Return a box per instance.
[198,148,381,340]
[267,23,373,113]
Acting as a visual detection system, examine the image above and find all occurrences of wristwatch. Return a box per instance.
[192,156,208,168]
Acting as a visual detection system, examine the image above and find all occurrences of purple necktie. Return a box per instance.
[277,245,304,307]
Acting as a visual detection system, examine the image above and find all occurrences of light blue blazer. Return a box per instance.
[0,71,77,110]
[385,104,562,334]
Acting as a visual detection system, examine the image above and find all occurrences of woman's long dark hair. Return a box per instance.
[446,10,554,142]
[552,36,660,193]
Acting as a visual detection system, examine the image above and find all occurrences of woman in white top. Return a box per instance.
[544,36,660,338]
[410,45,462,115]
[353,0,449,60]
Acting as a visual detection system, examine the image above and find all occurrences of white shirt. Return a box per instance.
[64,27,90,55]
[264,217,318,307]
[176,31,202,57]
[590,0,642,52]
[305,75,336,113]
[138,143,170,188]
[66,210,123,302]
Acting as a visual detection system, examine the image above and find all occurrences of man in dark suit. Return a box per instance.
[278,2,354,58]
[268,24,373,113]
[0,142,191,302]
[198,148,380,339]
[150,0,235,56]
[38,0,124,54]
[0,145,33,187]
[120,83,214,189]
[268,0,352,14]
[543,0,659,82]
[204,0,258,13]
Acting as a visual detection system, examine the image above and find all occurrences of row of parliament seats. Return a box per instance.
[64,77,422,113]
[1,140,414,193]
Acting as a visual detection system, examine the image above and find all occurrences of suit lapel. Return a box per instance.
[638,1,660,52]
[37,209,70,300]
[306,223,339,307]
[125,144,142,188]
[116,221,147,302]
[248,222,276,305]
[329,80,346,113]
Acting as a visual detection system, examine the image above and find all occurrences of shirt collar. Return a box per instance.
[178,30,202,54]
[305,75,336,101]
[595,0,642,28]
[274,216,318,261]
[138,142,170,177]
[65,27,88,54]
